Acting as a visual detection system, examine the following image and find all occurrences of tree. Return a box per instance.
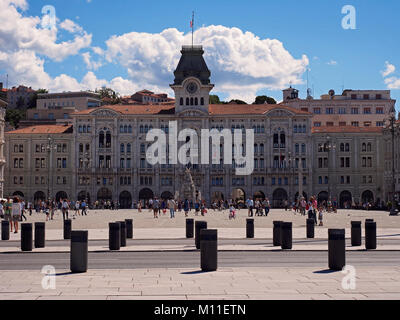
[253,95,277,105]
[209,95,222,104]
[6,109,25,129]
[229,99,247,105]
[96,87,121,105]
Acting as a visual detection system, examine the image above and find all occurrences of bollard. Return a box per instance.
[365,221,377,250]
[119,221,127,247]
[125,219,133,239]
[63,219,72,240]
[1,221,10,241]
[186,219,194,238]
[366,219,374,223]
[200,229,218,272]
[281,222,292,250]
[328,229,346,271]
[306,219,315,239]
[273,221,282,246]
[195,221,207,249]
[109,222,121,251]
[70,231,88,273]
[246,219,254,239]
[351,221,362,246]
[34,222,45,248]
[21,223,33,252]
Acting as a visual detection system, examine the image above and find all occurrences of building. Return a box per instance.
[0,98,7,198]
[6,85,36,109]
[282,87,394,128]
[383,119,400,204]
[0,83,7,101]
[3,45,392,208]
[130,90,174,104]
[4,125,74,202]
[22,91,101,127]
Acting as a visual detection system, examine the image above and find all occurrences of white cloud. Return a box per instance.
[381,61,395,77]
[384,76,400,90]
[327,60,337,65]
[104,25,309,102]
[82,52,103,70]
[59,19,84,34]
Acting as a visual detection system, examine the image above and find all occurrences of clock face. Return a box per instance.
[186,82,198,94]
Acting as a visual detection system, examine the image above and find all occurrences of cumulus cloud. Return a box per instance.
[59,19,84,34]
[104,25,309,102]
[82,52,103,70]
[381,61,395,77]
[327,60,337,65]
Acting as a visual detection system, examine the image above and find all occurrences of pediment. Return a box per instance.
[178,109,208,117]
[265,108,294,117]
[92,109,120,118]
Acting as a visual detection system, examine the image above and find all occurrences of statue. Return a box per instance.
[176,167,197,203]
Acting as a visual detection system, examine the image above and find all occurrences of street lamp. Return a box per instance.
[389,112,398,216]
[326,136,336,201]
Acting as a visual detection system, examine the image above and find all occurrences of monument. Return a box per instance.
[176,167,198,203]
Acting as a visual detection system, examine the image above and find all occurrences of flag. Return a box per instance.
[190,20,193,28]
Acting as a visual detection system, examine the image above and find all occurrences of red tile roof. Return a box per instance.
[6,125,73,135]
[72,103,311,116]
[312,126,383,134]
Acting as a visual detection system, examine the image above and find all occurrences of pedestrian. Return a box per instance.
[11,197,22,234]
[62,199,69,220]
[44,201,50,221]
[153,198,160,218]
[184,199,190,217]
[75,201,80,217]
[81,200,87,216]
[318,206,324,226]
[168,198,176,218]
[20,200,27,221]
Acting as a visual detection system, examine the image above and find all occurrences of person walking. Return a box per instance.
[153,198,160,218]
[11,197,22,234]
[184,199,190,217]
[81,200,87,216]
[62,199,69,220]
[74,201,80,217]
[4,198,13,232]
[20,200,27,221]
[168,198,176,219]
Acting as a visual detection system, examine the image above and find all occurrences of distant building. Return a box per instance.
[0,83,7,101]
[0,98,7,198]
[129,90,174,104]
[282,87,394,128]
[6,85,36,109]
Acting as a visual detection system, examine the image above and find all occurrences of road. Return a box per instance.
[0,251,398,270]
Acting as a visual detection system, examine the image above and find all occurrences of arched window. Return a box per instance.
[79,126,83,133]
[303,125,306,133]
[362,143,366,152]
[261,125,265,133]
[200,97,204,105]
[120,143,125,153]
[294,125,297,133]
[87,125,91,133]
[295,144,299,153]
[106,131,111,148]
[120,126,124,133]
[195,97,198,105]
[140,144,145,153]
[180,98,184,106]
[260,144,264,154]
[190,97,194,106]
[83,125,87,133]
[123,125,127,133]
[367,143,372,152]
[345,143,350,152]
[280,133,286,147]
[301,144,306,153]
[319,176,322,184]
[254,144,258,154]
[186,98,189,105]
[340,143,345,152]
[139,125,144,133]
[128,125,132,133]
[99,131,104,148]
[273,134,279,147]
[127,143,131,153]
[144,125,149,133]
[79,144,83,153]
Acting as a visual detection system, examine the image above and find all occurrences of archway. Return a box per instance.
[12,191,24,198]
[212,191,224,202]
[318,191,329,204]
[55,191,68,202]
[161,191,174,200]
[272,188,288,208]
[34,191,46,202]
[294,192,308,202]
[340,191,352,209]
[139,188,154,201]
[78,191,90,203]
[231,188,245,203]
[97,188,112,202]
[254,191,265,201]
[119,191,132,209]
[361,190,374,204]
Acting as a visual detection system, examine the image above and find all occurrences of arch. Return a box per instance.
[254,191,265,200]
[339,190,352,209]
[231,188,245,203]
[272,188,288,208]
[12,191,24,198]
[78,191,90,202]
[200,97,204,105]
[99,131,105,148]
[161,191,174,200]
[180,97,183,105]
[119,191,132,209]
[361,190,374,204]
[212,191,224,202]
[318,191,329,204]
[34,191,46,202]
[97,188,112,202]
[195,97,198,105]
[139,188,154,201]
[55,191,68,202]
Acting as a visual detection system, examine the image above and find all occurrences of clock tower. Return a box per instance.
[170,45,214,115]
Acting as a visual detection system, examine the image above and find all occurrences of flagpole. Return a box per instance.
[192,11,194,47]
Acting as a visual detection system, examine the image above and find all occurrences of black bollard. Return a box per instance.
[281,222,292,250]
[1,221,10,241]
[186,219,194,238]
[63,219,72,240]
[21,223,33,252]
[366,219,374,223]
[365,221,377,250]
[34,222,45,248]
[70,231,88,273]
[273,221,282,246]
[119,221,127,247]
[306,219,315,239]
[109,222,121,251]
[125,219,133,239]
[246,219,254,239]
[195,221,207,249]
[200,229,218,272]
[328,229,346,271]
[351,221,362,246]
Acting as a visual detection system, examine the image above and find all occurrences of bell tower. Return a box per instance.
[170,45,214,114]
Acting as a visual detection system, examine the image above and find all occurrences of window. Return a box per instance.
[376,94,382,100]
[326,122,334,127]
[376,107,384,114]
[326,108,334,114]
[351,94,357,100]
[363,108,371,114]
[120,144,125,153]
[351,122,359,127]
[338,107,346,114]
[363,94,370,100]
[314,122,321,127]
[339,122,346,126]
[376,121,384,127]
[351,108,359,114]
[313,108,321,114]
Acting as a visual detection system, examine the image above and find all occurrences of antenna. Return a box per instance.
[6,74,8,89]
[191,11,195,47]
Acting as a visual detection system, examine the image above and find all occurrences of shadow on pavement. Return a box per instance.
[181,270,215,275]
[313,269,341,274]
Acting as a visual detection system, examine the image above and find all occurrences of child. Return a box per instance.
[229,205,236,220]
[318,206,324,226]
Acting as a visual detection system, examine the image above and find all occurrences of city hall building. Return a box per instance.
[3,45,396,208]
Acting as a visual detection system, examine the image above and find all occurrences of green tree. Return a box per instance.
[229,99,247,105]
[253,95,277,105]
[96,87,121,105]
[6,109,25,129]
[209,95,221,104]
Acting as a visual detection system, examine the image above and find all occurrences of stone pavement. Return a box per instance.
[1,267,400,300]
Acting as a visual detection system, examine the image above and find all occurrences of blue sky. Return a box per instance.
[1,0,400,107]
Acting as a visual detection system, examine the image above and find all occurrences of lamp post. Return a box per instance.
[389,113,398,216]
[326,136,336,201]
